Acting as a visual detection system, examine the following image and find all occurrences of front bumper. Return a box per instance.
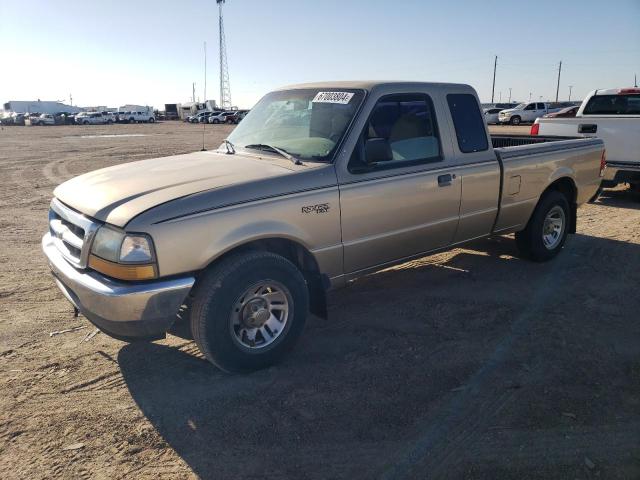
[42,233,194,341]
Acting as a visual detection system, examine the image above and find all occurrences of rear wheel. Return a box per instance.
[515,190,570,262]
[190,251,309,373]
[510,116,521,126]
[148,117,155,123]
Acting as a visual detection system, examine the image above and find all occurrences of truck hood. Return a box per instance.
[54,150,314,227]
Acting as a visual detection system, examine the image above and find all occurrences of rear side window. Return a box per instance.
[446,94,488,153]
[583,95,640,115]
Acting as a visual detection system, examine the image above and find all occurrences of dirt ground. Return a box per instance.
[1,122,639,479]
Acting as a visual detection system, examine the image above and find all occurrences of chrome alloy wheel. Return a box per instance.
[230,281,291,349]
[542,205,565,250]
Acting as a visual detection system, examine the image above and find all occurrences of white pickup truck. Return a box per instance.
[533,88,640,192]
[499,102,559,125]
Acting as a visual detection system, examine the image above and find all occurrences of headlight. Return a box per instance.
[89,227,157,280]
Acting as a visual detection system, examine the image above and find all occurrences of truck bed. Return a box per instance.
[491,134,577,148]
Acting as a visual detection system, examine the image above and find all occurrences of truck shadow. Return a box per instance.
[118,233,640,479]
[596,187,640,210]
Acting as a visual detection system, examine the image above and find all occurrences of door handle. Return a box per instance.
[438,174,454,186]
[578,124,597,134]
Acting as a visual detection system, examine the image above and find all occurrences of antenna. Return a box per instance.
[217,0,232,110]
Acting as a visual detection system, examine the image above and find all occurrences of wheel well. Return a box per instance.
[544,177,577,233]
[204,238,328,319]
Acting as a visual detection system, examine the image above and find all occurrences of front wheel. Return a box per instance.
[515,190,570,262]
[510,116,521,126]
[148,117,155,123]
[190,251,309,373]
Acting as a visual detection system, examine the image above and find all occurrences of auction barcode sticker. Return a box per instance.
[312,91,354,104]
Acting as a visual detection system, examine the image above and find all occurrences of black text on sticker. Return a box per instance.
[312,92,354,104]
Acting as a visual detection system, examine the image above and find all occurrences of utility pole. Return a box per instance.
[204,41,207,103]
[508,88,512,103]
[192,83,196,103]
[568,85,573,102]
[491,55,497,103]
[529,92,532,101]
[499,91,502,102]
[635,73,638,88]
[69,93,73,107]
[555,60,562,102]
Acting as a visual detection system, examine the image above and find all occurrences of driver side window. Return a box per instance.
[525,103,536,110]
[349,93,441,172]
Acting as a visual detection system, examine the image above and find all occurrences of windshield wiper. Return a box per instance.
[244,143,302,165]
[222,139,235,154]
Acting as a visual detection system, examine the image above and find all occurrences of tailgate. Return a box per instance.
[537,117,640,164]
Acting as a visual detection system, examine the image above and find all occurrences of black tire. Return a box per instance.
[510,116,521,126]
[128,118,134,124]
[190,251,309,373]
[148,117,155,123]
[213,119,220,124]
[83,120,89,125]
[515,190,570,262]
[107,119,113,124]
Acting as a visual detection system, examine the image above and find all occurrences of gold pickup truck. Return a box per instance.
[43,81,605,372]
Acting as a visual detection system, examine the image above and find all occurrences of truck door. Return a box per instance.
[336,91,461,274]
[444,93,502,243]
[524,103,536,121]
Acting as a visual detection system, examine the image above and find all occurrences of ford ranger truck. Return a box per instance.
[532,87,640,194]
[43,81,604,372]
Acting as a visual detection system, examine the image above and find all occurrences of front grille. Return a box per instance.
[49,198,99,268]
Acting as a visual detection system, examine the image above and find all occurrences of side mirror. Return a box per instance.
[364,138,392,164]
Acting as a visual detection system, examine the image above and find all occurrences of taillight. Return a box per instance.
[530,123,540,135]
[619,88,640,94]
[599,150,606,177]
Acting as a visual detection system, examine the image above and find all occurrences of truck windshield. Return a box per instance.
[514,103,526,110]
[227,88,365,162]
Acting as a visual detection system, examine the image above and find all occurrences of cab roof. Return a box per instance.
[275,80,474,92]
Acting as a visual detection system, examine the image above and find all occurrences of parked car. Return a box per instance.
[543,106,579,118]
[483,107,503,124]
[42,81,604,372]
[208,111,235,124]
[1,112,26,126]
[122,111,155,123]
[532,87,640,193]
[75,112,110,125]
[499,102,559,125]
[32,114,56,126]
[188,111,214,123]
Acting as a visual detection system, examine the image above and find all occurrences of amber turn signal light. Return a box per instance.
[88,254,157,281]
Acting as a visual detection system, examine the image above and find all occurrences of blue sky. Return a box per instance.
[0,0,638,109]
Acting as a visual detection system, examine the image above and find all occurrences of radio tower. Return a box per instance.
[217,0,232,110]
